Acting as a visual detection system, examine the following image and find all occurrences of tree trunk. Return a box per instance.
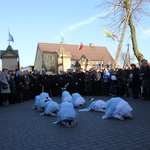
[113,0,133,68]
[128,15,144,63]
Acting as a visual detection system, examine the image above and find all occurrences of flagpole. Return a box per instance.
[8,28,10,45]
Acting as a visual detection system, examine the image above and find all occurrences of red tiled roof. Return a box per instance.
[38,42,114,63]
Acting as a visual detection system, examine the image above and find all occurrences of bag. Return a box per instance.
[2,83,8,89]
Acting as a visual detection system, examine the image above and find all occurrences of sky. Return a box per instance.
[0,0,150,69]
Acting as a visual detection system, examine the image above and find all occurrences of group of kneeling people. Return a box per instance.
[32,90,133,127]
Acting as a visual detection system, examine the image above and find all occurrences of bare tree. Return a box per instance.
[96,0,150,66]
[120,51,135,68]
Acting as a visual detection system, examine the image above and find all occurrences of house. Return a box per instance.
[34,42,114,74]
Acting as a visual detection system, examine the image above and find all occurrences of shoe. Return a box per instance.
[119,115,124,121]
[62,121,70,127]
[51,112,57,117]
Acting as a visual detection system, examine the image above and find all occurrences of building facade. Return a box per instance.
[0,45,20,70]
[34,42,114,74]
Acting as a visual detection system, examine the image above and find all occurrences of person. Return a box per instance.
[0,68,11,106]
[139,60,150,100]
[40,100,60,116]
[17,71,25,102]
[32,92,52,111]
[52,101,77,127]
[78,98,106,112]
[110,73,117,97]
[84,70,91,95]
[115,66,124,96]
[71,92,86,108]
[122,65,131,97]
[102,97,133,120]
[8,70,17,104]
[14,68,21,102]
[127,74,134,99]
[90,69,98,95]
[101,66,111,96]
[61,90,72,102]
[23,70,31,101]
[130,64,140,99]
[76,68,85,95]
[30,69,42,98]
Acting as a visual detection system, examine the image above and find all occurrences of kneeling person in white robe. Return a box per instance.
[32,92,52,111]
[72,93,86,108]
[102,97,133,120]
[78,98,106,112]
[40,100,60,116]
[61,91,72,102]
[53,101,77,127]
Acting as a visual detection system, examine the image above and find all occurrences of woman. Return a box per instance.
[0,68,11,106]
[101,66,111,96]
[8,70,16,104]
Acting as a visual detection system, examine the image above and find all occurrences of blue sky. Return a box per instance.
[0,0,150,69]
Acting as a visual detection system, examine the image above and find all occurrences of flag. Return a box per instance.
[61,32,64,42]
[8,32,14,42]
[78,41,83,50]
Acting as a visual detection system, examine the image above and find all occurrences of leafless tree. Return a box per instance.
[96,0,150,66]
[120,51,135,68]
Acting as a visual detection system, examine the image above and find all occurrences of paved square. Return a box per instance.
[0,96,150,150]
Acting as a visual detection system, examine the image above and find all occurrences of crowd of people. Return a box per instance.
[0,59,150,107]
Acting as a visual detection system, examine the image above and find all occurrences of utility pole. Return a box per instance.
[126,43,130,66]
[123,43,130,68]
[113,0,134,68]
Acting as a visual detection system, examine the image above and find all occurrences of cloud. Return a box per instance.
[52,7,118,41]
[139,27,150,40]
[67,12,112,31]
[52,13,108,41]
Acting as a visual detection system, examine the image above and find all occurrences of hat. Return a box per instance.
[89,98,95,103]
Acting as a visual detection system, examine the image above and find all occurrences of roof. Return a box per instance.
[0,45,19,58]
[38,42,114,63]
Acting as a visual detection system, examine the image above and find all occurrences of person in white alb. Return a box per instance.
[40,100,60,116]
[61,90,72,102]
[52,101,77,127]
[102,97,133,120]
[32,92,52,111]
[71,93,86,108]
[78,98,106,112]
